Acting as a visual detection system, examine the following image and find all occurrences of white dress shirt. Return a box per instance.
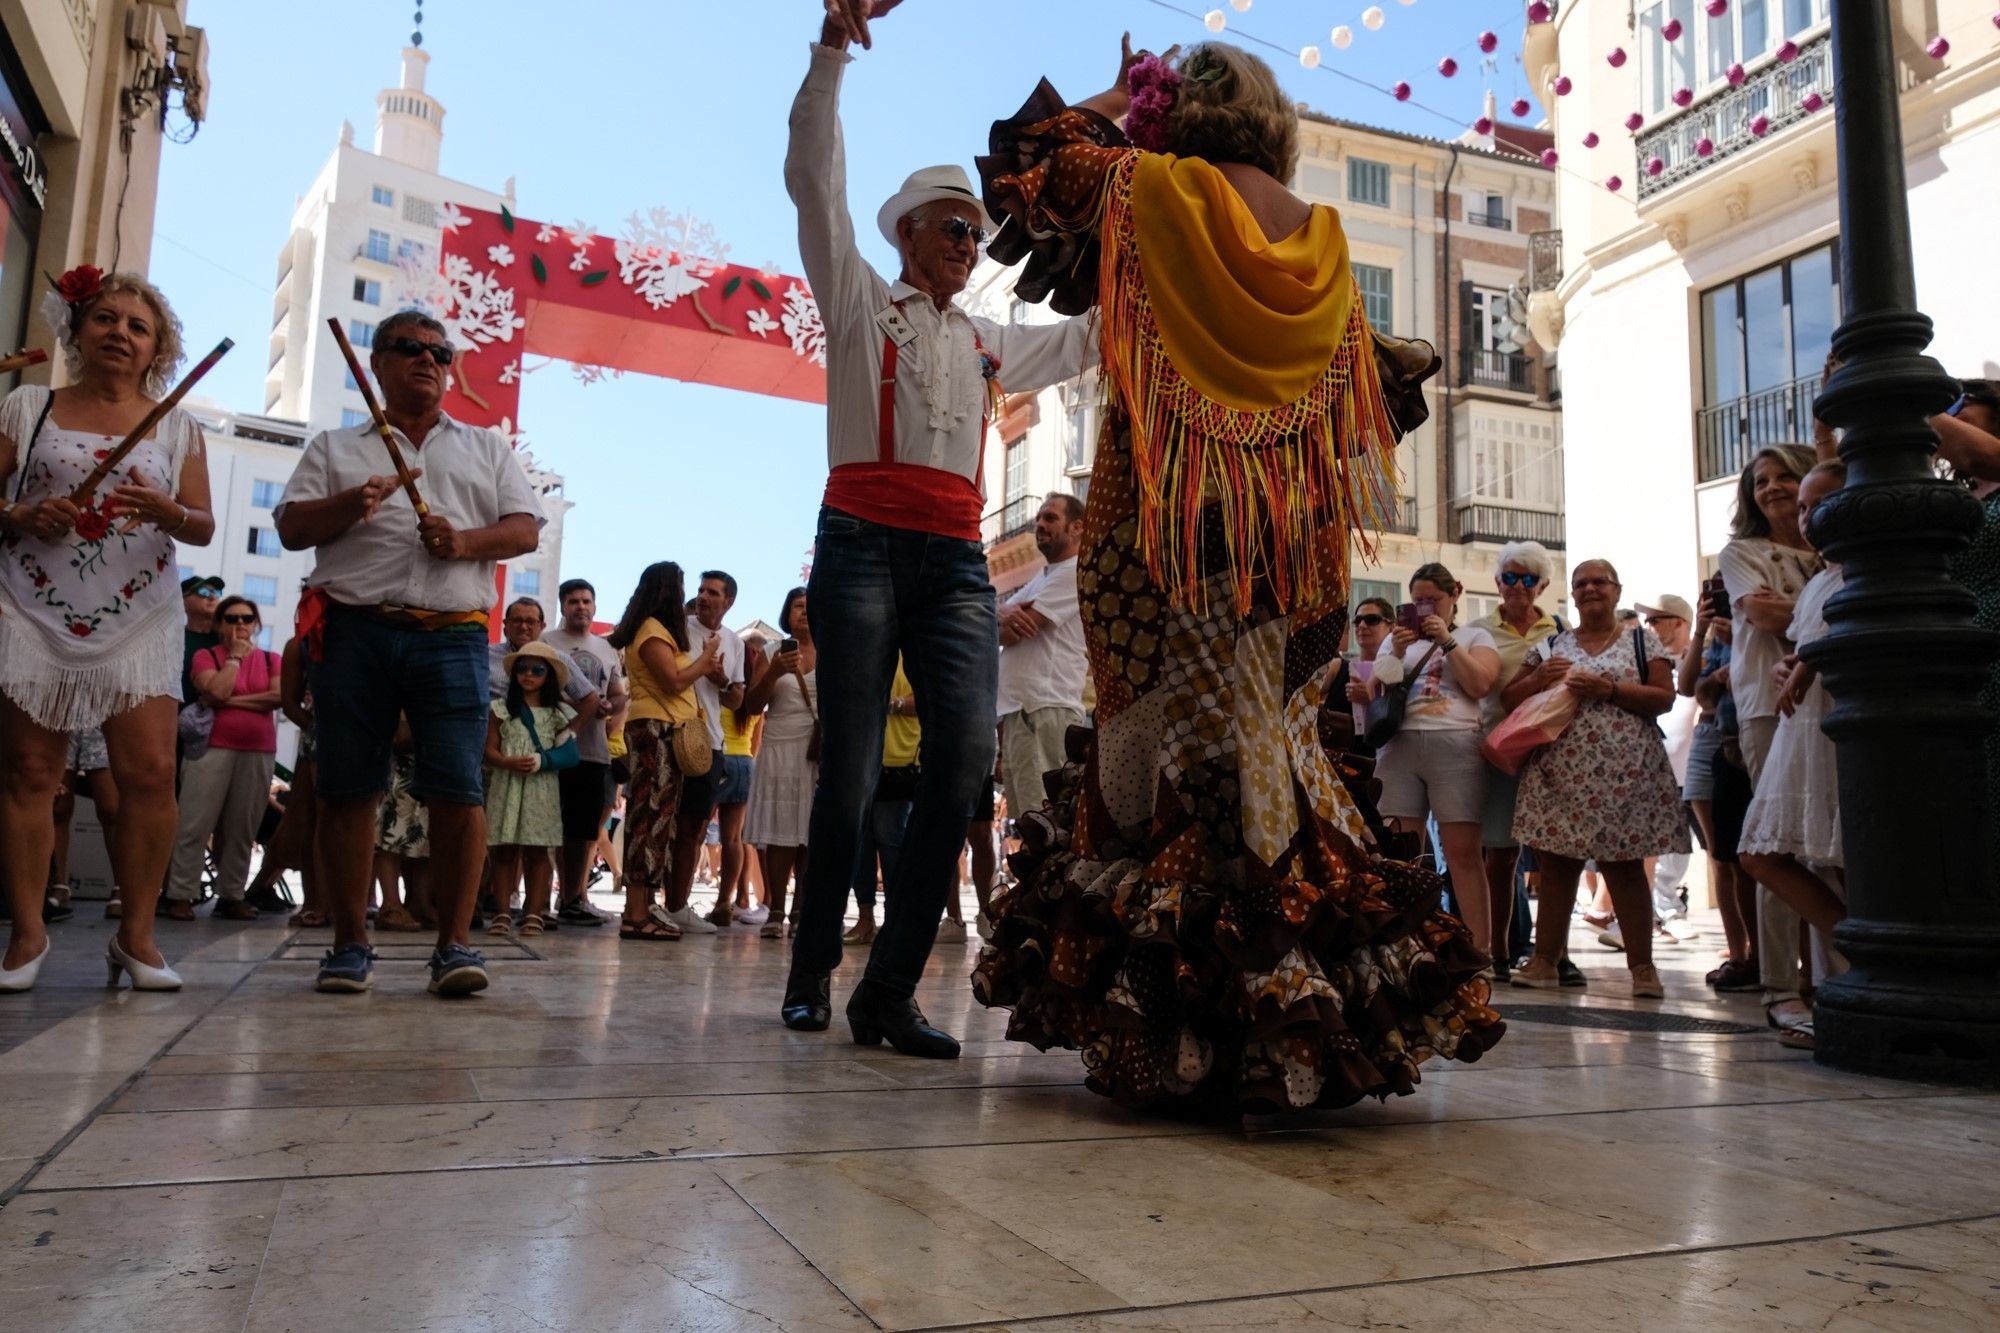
[785,43,1094,538]
[278,413,545,613]
[997,555,1087,717]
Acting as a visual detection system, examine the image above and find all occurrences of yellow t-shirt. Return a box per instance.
[721,696,755,757]
[882,658,920,769]
[624,618,698,727]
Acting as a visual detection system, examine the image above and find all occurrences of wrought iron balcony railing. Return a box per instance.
[1528,230,1563,292]
[983,494,1040,546]
[1636,34,1833,201]
[1452,503,1566,550]
[1384,495,1419,536]
[1461,347,1535,394]
[1465,210,1512,232]
[1696,373,1822,484]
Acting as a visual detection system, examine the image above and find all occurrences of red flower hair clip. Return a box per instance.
[53,265,104,308]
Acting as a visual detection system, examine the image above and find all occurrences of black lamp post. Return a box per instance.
[1804,0,2000,1085]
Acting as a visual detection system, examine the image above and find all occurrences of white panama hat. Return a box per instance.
[876,164,997,250]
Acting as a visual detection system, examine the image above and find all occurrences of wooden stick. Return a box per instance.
[0,348,48,375]
[69,338,233,504]
[326,318,429,517]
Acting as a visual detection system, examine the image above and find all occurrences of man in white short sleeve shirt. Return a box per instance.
[997,493,1087,825]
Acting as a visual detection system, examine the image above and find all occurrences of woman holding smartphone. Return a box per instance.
[1368,563,1503,966]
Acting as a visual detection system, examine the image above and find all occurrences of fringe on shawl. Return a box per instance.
[1095,155,1400,619]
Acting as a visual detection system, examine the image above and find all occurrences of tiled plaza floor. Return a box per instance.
[2,898,1996,1331]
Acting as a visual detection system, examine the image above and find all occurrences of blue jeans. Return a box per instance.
[852,796,914,911]
[793,507,997,995]
[309,605,488,806]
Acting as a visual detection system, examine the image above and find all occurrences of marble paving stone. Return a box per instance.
[0,1182,283,1333]
[466,1056,903,1100]
[0,1011,196,1077]
[998,1217,2000,1331]
[30,1083,1195,1189]
[150,1046,598,1076]
[239,1161,873,1333]
[112,1067,485,1113]
[0,1073,128,1183]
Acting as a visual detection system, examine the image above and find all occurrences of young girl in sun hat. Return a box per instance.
[485,640,577,938]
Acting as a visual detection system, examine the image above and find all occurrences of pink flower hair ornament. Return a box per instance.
[1124,54,1184,152]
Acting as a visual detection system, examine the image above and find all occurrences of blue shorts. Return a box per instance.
[308,605,489,806]
[713,752,754,807]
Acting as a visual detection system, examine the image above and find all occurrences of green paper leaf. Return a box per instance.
[749,278,773,301]
[722,275,742,300]
[581,270,609,286]
[499,205,515,233]
[530,254,548,284]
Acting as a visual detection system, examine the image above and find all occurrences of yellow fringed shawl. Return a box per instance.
[1097,152,1399,617]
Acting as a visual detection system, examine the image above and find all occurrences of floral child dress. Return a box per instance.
[1738,566,1844,867]
[485,700,574,848]
[0,386,200,730]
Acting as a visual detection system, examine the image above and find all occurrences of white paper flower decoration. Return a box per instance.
[486,244,515,267]
[745,308,778,338]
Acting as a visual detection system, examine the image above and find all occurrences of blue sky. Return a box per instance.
[150,0,1537,626]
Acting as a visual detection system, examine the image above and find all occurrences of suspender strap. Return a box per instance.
[878,334,899,465]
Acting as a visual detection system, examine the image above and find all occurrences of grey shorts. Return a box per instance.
[1683,721,1721,803]
[1376,728,1488,827]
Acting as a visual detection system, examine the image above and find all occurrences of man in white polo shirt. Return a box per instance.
[997,492,1087,829]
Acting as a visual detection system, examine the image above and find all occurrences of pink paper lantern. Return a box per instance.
[1625,111,1644,132]
[1927,36,1950,59]
[1511,97,1532,117]
[1473,116,1494,135]
[1727,61,1746,86]
[1993,11,2000,30]
[1750,114,1770,136]
[1478,30,1498,54]
[1777,40,1799,62]
[1607,47,1628,68]
[1695,137,1715,157]
[1672,87,1694,107]
[1646,156,1665,177]
[1439,56,1459,77]
[1706,0,1728,16]
[1540,148,1559,168]
[1663,17,1684,40]
[1554,75,1574,96]
[1802,91,1825,112]
[1528,1,1551,22]
[1583,130,1600,148]
[1393,81,1412,102]
[1606,175,1623,193]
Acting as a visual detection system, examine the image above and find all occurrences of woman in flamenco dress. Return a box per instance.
[969,37,1506,1113]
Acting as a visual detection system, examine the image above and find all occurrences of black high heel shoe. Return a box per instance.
[781,963,832,1031]
[846,980,959,1059]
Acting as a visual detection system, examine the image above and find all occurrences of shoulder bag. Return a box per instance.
[518,706,580,772]
[1363,640,1444,750]
[672,718,712,777]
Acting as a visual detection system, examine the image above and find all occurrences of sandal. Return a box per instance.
[760,921,784,939]
[288,908,329,928]
[374,905,423,933]
[518,912,545,937]
[486,914,514,937]
[160,899,196,922]
[104,897,124,919]
[843,923,876,947]
[619,916,681,941]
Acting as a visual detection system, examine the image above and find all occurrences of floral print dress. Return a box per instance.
[1512,628,1693,862]
[0,386,198,731]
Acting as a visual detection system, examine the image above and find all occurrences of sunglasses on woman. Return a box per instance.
[383,335,455,367]
[1352,613,1387,627]
[1499,571,1541,588]
[220,613,258,625]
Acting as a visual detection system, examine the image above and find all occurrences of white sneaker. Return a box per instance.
[657,903,717,935]
[1596,920,1625,952]
[938,919,967,942]
[1661,916,1701,944]
[736,903,770,925]
[976,911,994,941]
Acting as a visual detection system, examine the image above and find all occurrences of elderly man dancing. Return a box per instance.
[780,0,1092,1055]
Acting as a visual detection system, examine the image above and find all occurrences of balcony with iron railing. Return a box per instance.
[1383,494,1419,536]
[1635,33,1832,201]
[1464,209,1512,232]
[1452,503,1566,550]
[1460,347,1535,395]
[982,494,1040,547]
[1696,373,1821,484]
[1528,230,1562,293]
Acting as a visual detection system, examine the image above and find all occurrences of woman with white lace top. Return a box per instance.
[0,269,213,991]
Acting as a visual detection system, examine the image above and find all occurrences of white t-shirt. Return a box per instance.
[1660,644,1698,784]
[1718,537,1822,723]
[687,621,745,750]
[1375,624,1497,732]
[996,555,1087,717]
[542,626,623,765]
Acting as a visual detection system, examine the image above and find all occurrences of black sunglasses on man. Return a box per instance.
[382,334,455,367]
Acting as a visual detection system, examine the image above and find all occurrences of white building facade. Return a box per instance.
[970,112,1567,622]
[260,44,566,602]
[1528,0,2000,597]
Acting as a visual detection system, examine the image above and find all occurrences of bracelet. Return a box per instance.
[1440,638,1459,654]
[165,504,190,536]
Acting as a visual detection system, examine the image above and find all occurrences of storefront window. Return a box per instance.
[0,43,49,393]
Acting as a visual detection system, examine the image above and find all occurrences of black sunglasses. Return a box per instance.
[383,335,455,367]
[1352,613,1387,627]
[220,613,258,625]
[936,216,988,247]
[515,662,550,675]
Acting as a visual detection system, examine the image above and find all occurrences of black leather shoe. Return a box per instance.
[781,964,832,1031]
[846,980,960,1059]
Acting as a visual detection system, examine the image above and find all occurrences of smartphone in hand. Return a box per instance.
[1396,602,1425,633]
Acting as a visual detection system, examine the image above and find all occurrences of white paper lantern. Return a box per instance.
[1361,6,1386,31]
[1331,25,1353,49]
[1299,45,1321,68]
[1204,8,1226,31]
[1230,0,1252,10]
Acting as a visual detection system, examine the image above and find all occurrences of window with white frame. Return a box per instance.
[512,569,541,596]
[371,185,394,207]
[250,479,284,508]
[1063,385,1095,474]
[1352,264,1394,332]
[1466,192,1508,228]
[1003,438,1028,505]
[1347,158,1391,209]
[1470,286,1508,352]
[348,319,376,348]
[1640,0,1829,118]
[1465,413,1561,510]
[245,527,281,558]
[353,277,382,305]
[241,574,279,606]
[363,229,393,263]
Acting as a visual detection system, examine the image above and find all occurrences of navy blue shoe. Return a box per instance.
[315,943,376,993]
[427,943,489,997]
